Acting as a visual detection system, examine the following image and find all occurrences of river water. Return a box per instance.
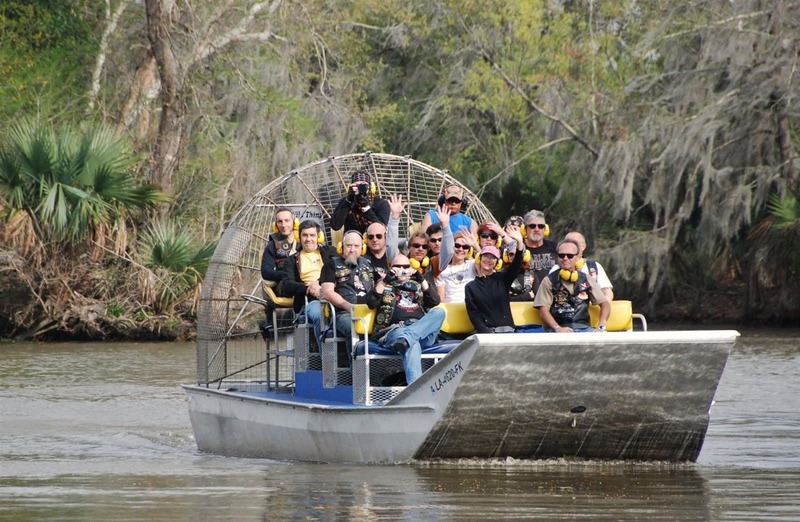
[1,329,799,521]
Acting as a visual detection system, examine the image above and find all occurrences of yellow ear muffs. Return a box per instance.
[496,237,502,248]
[273,217,300,236]
[478,254,503,271]
[503,249,532,264]
[409,256,430,271]
[544,224,550,237]
[520,224,526,237]
[294,230,300,242]
[317,230,325,244]
[337,240,366,256]
[370,181,377,195]
[575,258,585,269]
[560,269,579,282]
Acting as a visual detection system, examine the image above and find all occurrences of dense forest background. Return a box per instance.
[1,0,798,340]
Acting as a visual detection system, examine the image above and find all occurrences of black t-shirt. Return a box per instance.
[320,257,373,307]
[525,239,558,292]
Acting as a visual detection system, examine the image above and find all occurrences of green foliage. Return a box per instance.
[0,121,169,250]
[0,0,101,121]
[138,221,217,313]
[767,193,800,229]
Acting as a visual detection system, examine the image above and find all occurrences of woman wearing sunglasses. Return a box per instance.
[435,230,480,303]
[532,239,610,333]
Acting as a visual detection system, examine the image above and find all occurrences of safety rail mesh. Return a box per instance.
[196,152,495,385]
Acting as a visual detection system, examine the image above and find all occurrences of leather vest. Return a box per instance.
[373,281,424,334]
[331,256,374,304]
[546,271,592,327]
[269,233,296,271]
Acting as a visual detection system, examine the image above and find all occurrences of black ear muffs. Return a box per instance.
[437,194,446,206]
[560,269,579,282]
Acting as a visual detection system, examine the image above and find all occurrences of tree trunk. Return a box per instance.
[145,0,183,194]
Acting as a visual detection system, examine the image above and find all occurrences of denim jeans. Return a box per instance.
[303,300,324,350]
[381,307,445,384]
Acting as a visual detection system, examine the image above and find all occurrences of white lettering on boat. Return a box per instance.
[430,361,464,394]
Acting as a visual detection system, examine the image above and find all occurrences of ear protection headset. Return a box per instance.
[437,193,470,211]
[273,216,300,242]
[502,249,531,264]
[477,253,503,271]
[574,258,585,269]
[337,230,368,256]
[409,256,430,271]
[337,240,367,256]
[560,269,579,282]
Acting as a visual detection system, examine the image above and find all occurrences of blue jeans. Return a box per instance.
[302,300,324,350]
[381,307,445,384]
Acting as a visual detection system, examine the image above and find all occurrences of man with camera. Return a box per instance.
[366,254,445,385]
[331,170,390,234]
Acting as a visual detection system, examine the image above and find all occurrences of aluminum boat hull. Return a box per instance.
[185,331,738,463]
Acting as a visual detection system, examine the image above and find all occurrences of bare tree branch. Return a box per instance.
[86,0,133,115]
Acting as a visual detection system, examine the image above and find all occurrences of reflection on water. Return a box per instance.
[1,332,799,520]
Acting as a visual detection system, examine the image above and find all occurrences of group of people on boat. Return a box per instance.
[260,170,613,384]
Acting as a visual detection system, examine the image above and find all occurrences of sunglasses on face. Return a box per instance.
[453,243,470,250]
[392,264,411,269]
[367,233,384,240]
[480,233,498,240]
[410,243,428,249]
[446,197,462,204]
[557,253,577,259]
[429,237,442,243]
[527,223,547,230]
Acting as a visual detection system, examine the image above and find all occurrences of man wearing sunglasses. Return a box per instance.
[533,239,610,333]
[331,170,390,234]
[420,185,478,236]
[365,221,390,279]
[547,231,614,301]
[522,209,558,293]
[366,254,445,384]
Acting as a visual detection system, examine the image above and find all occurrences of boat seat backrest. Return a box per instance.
[351,300,640,338]
[262,281,295,308]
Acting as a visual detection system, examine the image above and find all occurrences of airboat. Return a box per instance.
[183,152,739,463]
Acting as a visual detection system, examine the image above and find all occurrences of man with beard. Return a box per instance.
[522,209,558,292]
[282,220,335,349]
[366,254,445,384]
[320,230,375,358]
